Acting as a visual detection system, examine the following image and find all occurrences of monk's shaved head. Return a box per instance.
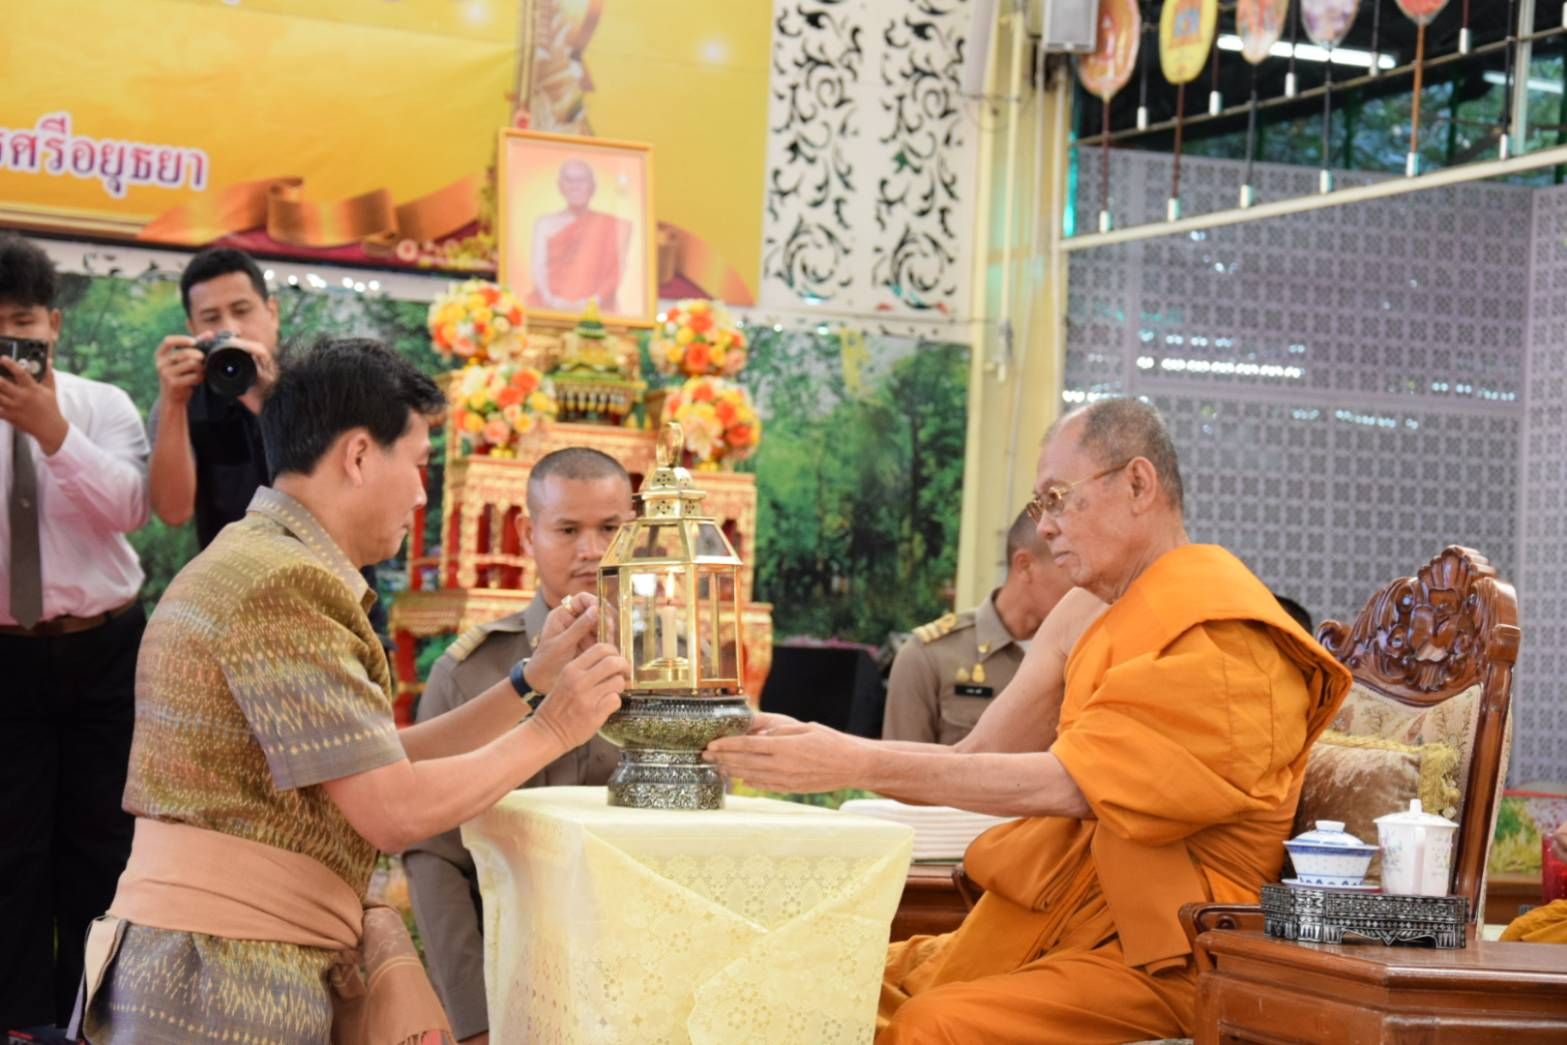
[559,159,595,185]
[1048,398,1184,515]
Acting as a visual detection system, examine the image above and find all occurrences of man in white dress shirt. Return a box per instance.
[0,234,151,1038]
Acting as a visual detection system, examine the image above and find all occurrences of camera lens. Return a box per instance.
[205,345,257,399]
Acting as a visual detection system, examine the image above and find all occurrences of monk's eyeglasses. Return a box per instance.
[1025,460,1133,522]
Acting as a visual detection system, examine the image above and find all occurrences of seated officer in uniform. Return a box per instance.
[402,446,633,1045]
[883,507,1073,745]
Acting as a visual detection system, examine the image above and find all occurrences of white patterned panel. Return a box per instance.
[1151,395,1519,626]
[1066,148,1556,782]
[1074,151,1528,405]
[1517,184,1567,785]
[762,0,977,327]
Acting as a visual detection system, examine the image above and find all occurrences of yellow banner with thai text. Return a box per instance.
[0,0,520,269]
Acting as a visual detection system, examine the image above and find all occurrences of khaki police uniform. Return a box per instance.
[402,593,619,1040]
[882,591,1026,745]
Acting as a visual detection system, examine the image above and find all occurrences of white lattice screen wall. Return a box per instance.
[1067,150,1565,783]
[1519,183,1567,785]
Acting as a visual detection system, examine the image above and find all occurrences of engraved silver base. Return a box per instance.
[1261,884,1469,948]
[598,696,753,810]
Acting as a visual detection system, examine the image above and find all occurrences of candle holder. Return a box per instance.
[595,422,753,809]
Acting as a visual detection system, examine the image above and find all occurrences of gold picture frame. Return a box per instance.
[497,128,657,329]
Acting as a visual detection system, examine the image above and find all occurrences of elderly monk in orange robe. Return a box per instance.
[530,158,631,313]
[706,397,1352,1043]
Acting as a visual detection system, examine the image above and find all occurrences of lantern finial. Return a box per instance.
[657,421,683,469]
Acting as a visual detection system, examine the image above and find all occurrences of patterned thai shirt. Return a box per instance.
[89,487,406,1044]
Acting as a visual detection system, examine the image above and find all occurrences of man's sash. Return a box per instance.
[71,817,451,1045]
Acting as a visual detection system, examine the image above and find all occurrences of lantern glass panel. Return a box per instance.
[630,523,687,561]
[628,568,694,688]
[694,567,740,685]
[687,520,733,559]
[597,570,622,648]
[607,525,641,563]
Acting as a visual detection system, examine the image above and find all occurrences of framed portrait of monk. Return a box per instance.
[498,129,657,328]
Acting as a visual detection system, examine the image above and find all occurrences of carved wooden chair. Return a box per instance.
[1183,545,1518,953]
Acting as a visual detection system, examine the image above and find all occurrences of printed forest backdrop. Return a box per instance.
[49,270,968,676]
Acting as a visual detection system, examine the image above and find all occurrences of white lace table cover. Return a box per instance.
[463,787,915,1044]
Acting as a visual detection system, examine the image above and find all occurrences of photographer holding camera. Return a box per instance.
[0,234,150,1037]
[148,247,280,547]
[148,247,390,641]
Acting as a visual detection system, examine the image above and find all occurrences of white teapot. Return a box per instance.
[1375,799,1458,896]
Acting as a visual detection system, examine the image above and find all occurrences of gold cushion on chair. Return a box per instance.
[1329,681,1482,813]
[1293,730,1461,880]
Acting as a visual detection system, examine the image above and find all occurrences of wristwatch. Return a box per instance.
[509,659,546,712]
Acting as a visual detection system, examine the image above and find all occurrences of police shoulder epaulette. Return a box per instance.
[914,610,969,645]
[445,622,493,664]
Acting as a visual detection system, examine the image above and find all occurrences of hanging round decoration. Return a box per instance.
[1236,0,1290,65]
[1159,0,1218,85]
[1394,0,1450,26]
[1077,0,1142,101]
[1302,0,1362,46]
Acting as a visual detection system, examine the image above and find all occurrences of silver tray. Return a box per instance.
[1260,883,1469,948]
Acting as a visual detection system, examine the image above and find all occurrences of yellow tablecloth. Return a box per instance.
[462,786,914,1044]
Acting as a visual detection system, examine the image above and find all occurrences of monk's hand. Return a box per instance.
[702,721,868,794]
[746,711,801,734]
[526,594,601,694]
[1552,822,1567,864]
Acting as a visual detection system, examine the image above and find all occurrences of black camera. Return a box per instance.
[0,334,49,383]
[195,330,257,399]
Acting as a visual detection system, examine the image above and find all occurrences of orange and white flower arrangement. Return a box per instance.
[427,279,525,365]
[661,376,762,467]
[648,299,748,380]
[449,363,558,457]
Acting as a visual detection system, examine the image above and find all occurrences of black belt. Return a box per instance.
[0,599,138,637]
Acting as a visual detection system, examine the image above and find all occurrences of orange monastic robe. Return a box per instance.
[879,544,1352,1044]
[1501,899,1567,943]
[542,210,626,311]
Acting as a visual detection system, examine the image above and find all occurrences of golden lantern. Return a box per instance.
[595,423,753,808]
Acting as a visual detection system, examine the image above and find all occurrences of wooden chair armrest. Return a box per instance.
[952,862,985,910]
[1180,902,1264,974]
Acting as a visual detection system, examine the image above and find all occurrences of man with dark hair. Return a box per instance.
[883,507,1074,745]
[148,245,391,642]
[0,234,150,1037]
[708,396,1351,1043]
[1275,594,1313,635]
[405,445,633,1044]
[148,246,279,545]
[78,339,630,1043]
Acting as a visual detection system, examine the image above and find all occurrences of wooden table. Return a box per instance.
[1194,929,1567,1044]
[891,863,968,941]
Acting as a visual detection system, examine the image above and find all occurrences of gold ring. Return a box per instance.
[561,593,576,613]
